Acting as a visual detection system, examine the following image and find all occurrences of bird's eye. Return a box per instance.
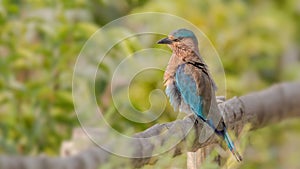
[173,38,180,42]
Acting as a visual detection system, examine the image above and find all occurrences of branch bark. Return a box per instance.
[1,82,300,169]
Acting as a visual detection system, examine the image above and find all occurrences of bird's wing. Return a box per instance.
[175,63,213,119]
[186,54,218,91]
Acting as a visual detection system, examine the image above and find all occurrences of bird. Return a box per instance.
[157,28,242,162]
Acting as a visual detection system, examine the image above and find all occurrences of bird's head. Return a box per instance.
[157,28,199,51]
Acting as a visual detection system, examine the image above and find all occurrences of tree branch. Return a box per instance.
[1,82,300,169]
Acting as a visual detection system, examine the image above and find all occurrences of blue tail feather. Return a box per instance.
[195,115,242,161]
[223,128,242,162]
[201,119,242,162]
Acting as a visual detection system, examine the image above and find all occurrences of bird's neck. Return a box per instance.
[171,44,204,63]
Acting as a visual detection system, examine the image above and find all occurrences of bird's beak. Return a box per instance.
[157,37,172,44]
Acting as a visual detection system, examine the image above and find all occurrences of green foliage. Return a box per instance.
[0,0,98,155]
[0,0,300,168]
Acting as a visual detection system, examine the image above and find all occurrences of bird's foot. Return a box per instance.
[194,118,198,125]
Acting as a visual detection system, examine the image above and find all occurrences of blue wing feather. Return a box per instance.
[175,64,205,119]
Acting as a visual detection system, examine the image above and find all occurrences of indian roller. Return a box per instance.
[157,28,242,161]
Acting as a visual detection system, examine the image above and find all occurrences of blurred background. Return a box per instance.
[0,0,300,168]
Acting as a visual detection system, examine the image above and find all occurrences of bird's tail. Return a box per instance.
[203,119,242,162]
[223,129,242,162]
